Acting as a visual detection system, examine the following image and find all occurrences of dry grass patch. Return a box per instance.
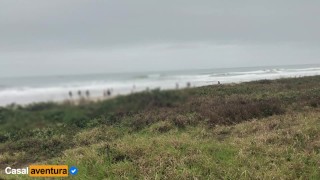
[212,110,320,179]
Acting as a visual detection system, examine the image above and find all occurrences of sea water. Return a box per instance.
[1,64,320,106]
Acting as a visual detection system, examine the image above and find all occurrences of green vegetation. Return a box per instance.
[1,76,320,179]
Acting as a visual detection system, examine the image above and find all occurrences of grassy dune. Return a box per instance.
[0,76,320,179]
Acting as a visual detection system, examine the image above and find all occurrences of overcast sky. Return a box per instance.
[0,0,319,77]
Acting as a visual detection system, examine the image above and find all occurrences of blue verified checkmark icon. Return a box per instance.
[69,166,78,175]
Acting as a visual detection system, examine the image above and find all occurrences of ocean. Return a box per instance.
[1,64,320,106]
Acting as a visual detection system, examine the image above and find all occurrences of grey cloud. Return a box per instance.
[0,0,319,77]
[1,0,320,51]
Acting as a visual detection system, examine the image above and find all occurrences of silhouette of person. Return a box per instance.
[187,82,191,88]
[68,91,73,98]
[85,90,90,98]
[78,90,82,97]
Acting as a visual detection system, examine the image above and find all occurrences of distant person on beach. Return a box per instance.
[68,91,73,98]
[103,89,112,97]
[187,82,191,88]
[78,90,82,97]
[103,89,111,97]
[85,90,90,98]
[176,83,179,89]
[218,81,221,85]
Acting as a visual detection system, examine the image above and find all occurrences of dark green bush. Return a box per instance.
[0,133,8,143]
[25,102,57,112]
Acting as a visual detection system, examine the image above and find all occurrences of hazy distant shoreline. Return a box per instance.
[1,65,320,107]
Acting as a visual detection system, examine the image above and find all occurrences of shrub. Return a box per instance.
[25,102,57,111]
[0,133,8,143]
[150,121,174,133]
[196,96,285,126]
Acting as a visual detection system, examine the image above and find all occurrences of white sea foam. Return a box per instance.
[1,65,320,106]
